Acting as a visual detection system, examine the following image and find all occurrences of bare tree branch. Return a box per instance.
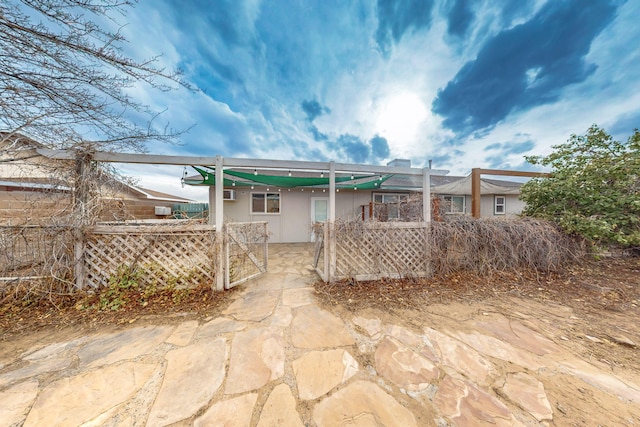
[0,0,193,150]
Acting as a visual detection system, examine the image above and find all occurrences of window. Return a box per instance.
[251,193,280,214]
[373,193,409,219]
[494,195,506,215]
[443,195,466,214]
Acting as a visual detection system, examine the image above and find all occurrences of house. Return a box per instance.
[0,133,193,224]
[183,159,527,243]
[431,174,525,217]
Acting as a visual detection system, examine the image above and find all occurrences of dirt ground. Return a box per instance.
[313,255,640,427]
[1,255,639,426]
[314,256,640,369]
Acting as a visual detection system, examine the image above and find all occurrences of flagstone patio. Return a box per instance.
[1,243,639,426]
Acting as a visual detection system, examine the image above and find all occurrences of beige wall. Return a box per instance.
[0,190,176,225]
[479,194,524,217]
[213,188,372,243]
[0,190,72,225]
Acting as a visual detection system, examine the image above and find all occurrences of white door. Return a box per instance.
[310,197,328,241]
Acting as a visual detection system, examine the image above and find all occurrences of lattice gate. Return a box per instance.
[225,221,268,289]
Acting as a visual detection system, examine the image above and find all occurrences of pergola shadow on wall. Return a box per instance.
[37,149,448,286]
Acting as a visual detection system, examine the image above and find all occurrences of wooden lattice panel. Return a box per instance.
[335,222,430,280]
[84,224,216,289]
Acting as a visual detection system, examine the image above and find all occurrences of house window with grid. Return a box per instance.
[373,193,408,220]
[443,195,466,214]
[494,195,506,215]
[251,193,280,214]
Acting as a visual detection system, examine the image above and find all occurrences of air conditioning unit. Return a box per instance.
[154,206,172,216]
[223,189,237,201]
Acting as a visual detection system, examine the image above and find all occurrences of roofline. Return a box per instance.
[36,149,450,177]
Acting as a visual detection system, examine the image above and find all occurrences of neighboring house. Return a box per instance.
[184,159,527,243]
[0,133,192,224]
[431,174,525,217]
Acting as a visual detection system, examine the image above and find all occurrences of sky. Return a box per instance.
[111,0,640,201]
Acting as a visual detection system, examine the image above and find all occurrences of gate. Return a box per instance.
[225,221,268,289]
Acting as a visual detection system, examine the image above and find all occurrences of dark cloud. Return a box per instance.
[292,144,328,162]
[335,134,371,163]
[375,0,435,54]
[370,135,390,160]
[500,0,534,25]
[447,0,473,37]
[429,149,463,167]
[503,140,535,155]
[309,124,329,142]
[433,0,618,135]
[485,155,506,169]
[302,99,331,122]
[609,112,640,141]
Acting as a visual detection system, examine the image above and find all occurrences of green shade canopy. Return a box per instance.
[336,174,392,190]
[222,168,364,188]
[184,166,253,187]
[185,165,391,189]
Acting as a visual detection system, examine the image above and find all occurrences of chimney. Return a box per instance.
[386,158,411,168]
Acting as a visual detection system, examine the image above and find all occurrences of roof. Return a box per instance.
[1,133,193,202]
[432,175,522,195]
[128,186,193,203]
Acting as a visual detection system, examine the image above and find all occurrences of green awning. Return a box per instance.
[185,166,253,187]
[186,166,388,189]
[221,168,364,188]
[336,174,392,190]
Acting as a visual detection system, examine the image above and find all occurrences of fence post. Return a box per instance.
[328,162,336,282]
[214,155,225,291]
[73,149,92,289]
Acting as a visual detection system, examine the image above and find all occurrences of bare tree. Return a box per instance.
[0,0,191,151]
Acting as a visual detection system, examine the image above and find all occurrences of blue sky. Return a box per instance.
[114,0,640,200]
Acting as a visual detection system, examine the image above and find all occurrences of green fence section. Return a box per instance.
[172,203,209,219]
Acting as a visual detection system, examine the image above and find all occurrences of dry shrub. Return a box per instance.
[430,217,583,275]
[326,216,583,280]
[0,218,218,304]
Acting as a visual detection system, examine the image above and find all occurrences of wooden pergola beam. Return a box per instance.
[471,168,550,218]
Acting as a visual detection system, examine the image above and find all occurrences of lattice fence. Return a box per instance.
[0,225,75,285]
[84,223,217,289]
[333,221,430,281]
[225,222,268,288]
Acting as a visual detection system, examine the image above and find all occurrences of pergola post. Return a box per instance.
[422,167,431,223]
[214,155,224,291]
[328,161,336,283]
[471,168,481,218]
[73,149,92,289]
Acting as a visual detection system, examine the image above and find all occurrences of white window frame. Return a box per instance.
[373,192,409,220]
[494,195,506,215]
[251,192,281,214]
[442,195,466,214]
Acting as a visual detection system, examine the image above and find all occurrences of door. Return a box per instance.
[310,197,328,241]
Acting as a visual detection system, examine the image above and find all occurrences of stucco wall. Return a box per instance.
[479,194,524,217]
[213,188,371,243]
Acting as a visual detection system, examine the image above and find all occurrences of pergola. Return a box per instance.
[36,149,449,285]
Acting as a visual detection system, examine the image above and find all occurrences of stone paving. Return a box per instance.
[1,243,640,426]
